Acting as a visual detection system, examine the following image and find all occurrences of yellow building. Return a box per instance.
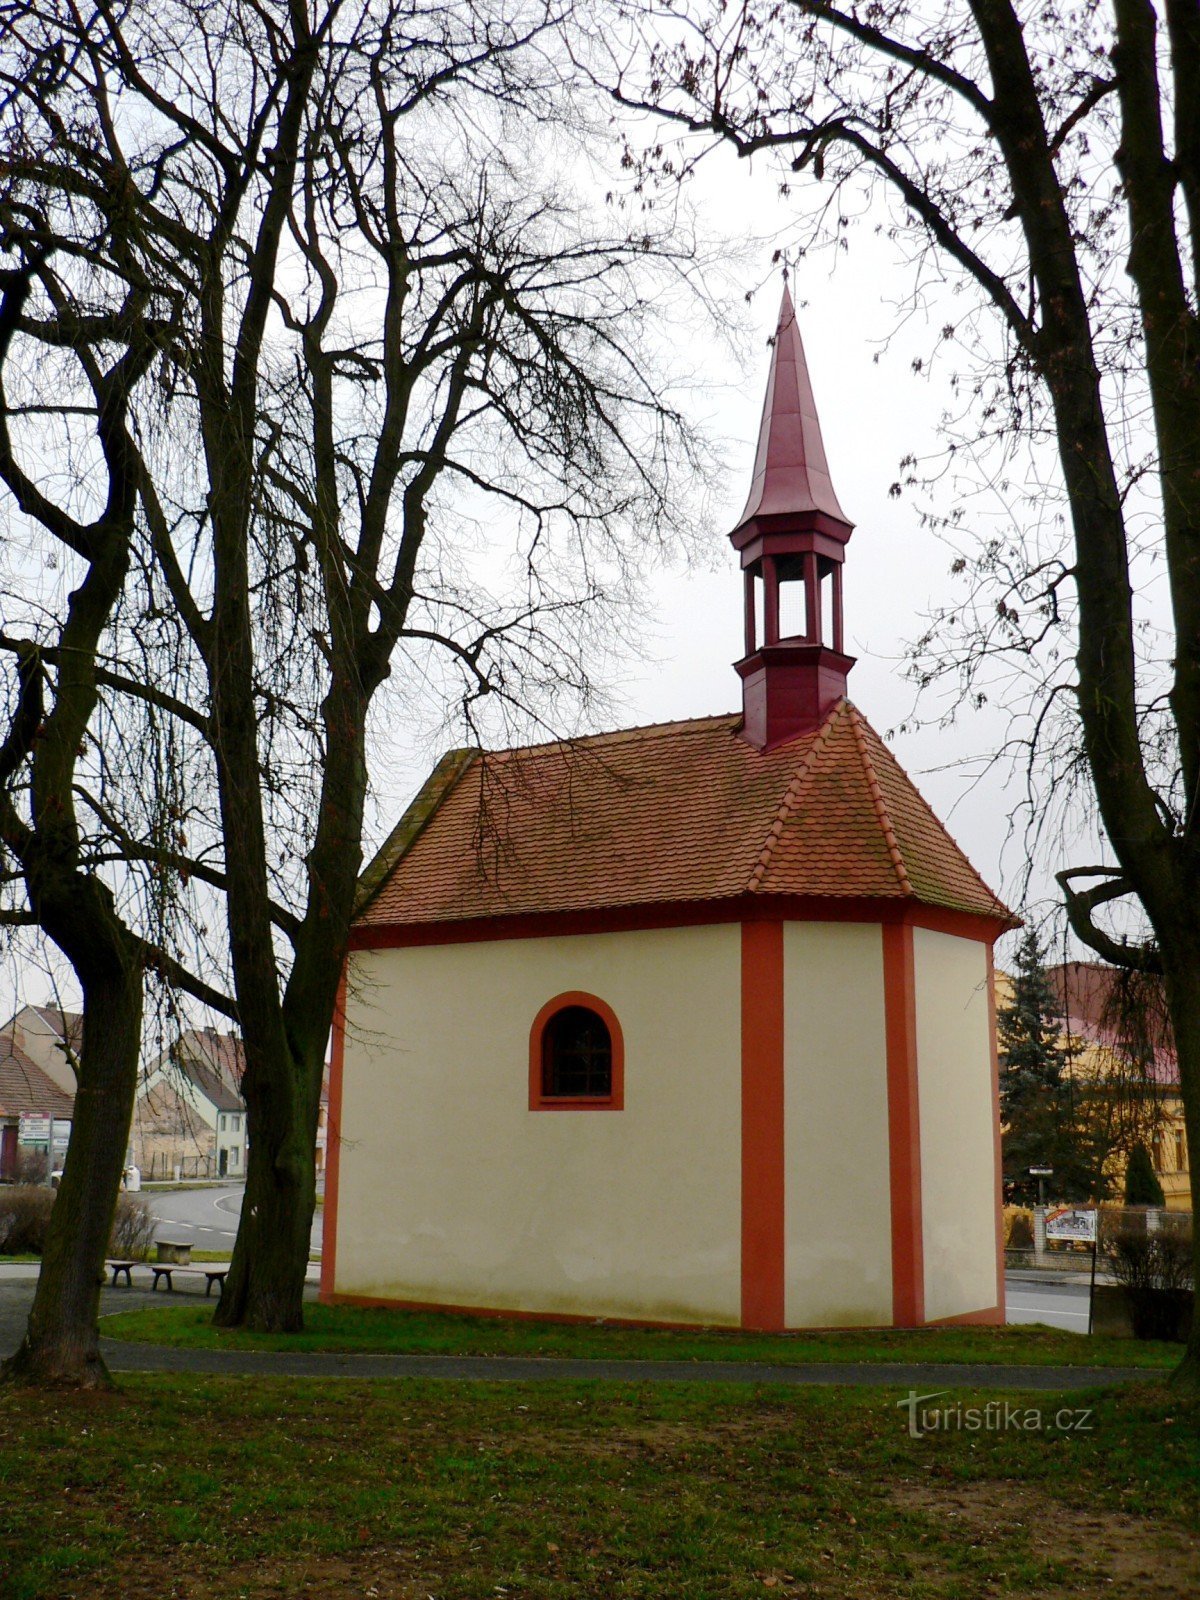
[323,290,1012,1331]
[1053,962,1190,1212]
[995,962,1190,1211]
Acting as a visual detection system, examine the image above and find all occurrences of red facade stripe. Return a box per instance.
[741,920,786,1331]
[985,945,1007,1322]
[883,922,925,1326]
[319,969,347,1301]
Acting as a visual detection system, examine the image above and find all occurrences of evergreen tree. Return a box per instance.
[1123,1144,1165,1208]
[999,931,1098,1202]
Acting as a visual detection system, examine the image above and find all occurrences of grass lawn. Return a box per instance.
[1,1374,1196,1598]
[98,1300,1181,1370]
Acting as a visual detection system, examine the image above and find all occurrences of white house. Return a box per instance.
[322,290,1011,1330]
[135,1027,248,1181]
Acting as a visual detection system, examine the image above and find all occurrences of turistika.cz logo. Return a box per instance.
[897,1391,1095,1440]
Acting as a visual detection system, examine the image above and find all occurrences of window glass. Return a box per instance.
[542,1006,612,1099]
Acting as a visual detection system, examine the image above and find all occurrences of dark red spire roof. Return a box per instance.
[733,286,851,533]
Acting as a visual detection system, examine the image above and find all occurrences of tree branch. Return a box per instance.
[1057,867,1163,973]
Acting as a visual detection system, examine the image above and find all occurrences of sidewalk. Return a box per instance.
[1007,1267,1114,1287]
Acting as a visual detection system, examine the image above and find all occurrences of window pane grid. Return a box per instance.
[542,1006,612,1099]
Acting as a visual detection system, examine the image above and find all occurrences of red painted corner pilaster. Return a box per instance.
[741,920,786,1331]
[883,923,924,1327]
[985,944,1006,1323]
[319,967,347,1303]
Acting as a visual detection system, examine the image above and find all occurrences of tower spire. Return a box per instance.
[732,290,856,749]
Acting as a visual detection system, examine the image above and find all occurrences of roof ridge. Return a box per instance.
[852,711,1010,915]
[746,701,848,892]
[482,711,741,762]
[847,704,914,896]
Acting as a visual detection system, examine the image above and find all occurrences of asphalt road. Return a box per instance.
[142,1182,322,1256]
[1005,1273,1093,1332]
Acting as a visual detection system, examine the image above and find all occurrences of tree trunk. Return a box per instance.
[1,955,143,1389]
[1156,944,1200,1387]
[212,1045,321,1331]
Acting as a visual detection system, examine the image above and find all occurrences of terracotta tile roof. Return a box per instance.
[31,1006,83,1050]
[180,1028,245,1096]
[0,1031,75,1119]
[1050,962,1179,1087]
[358,700,1009,930]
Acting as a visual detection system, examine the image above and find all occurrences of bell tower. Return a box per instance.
[732,287,855,749]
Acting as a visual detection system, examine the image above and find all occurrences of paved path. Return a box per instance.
[95,1341,1149,1389]
[1,1278,1150,1389]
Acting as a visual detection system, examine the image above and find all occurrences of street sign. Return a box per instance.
[1046,1206,1098,1244]
[17,1114,51,1144]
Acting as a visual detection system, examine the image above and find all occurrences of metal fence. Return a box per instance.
[141,1151,220,1181]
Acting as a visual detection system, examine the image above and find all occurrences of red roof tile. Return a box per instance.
[358,701,1008,929]
[0,1032,75,1119]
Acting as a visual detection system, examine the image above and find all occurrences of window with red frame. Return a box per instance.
[542,1005,612,1100]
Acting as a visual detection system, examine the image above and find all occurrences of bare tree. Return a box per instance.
[0,247,234,1385]
[602,0,1200,1382]
[1,0,711,1338]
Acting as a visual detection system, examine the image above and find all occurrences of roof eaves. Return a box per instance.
[847,704,914,896]
[746,700,847,892]
[355,747,478,917]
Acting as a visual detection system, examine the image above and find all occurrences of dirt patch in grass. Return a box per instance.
[890,1477,1200,1599]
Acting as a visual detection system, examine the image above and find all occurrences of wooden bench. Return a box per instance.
[106,1259,137,1287]
[150,1263,228,1297]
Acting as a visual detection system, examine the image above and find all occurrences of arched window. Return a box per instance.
[529,992,624,1110]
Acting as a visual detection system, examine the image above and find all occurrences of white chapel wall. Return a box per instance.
[913,927,1000,1322]
[782,921,893,1326]
[334,923,743,1324]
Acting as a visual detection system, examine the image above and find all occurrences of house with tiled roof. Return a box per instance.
[135,1027,248,1181]
[323,288,1013,1331]
[0,1029,74,1182]
[5,1004,82,1096]
[1050,962,1189,1210]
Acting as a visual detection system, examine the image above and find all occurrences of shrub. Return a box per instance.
[0,1186,55,1255]
[1006,1208,1034,1250]
[0,1187,156,1261]
[12,1147,49,1185]
[1104,1213,1194,1341]
[109,1194,156,1260]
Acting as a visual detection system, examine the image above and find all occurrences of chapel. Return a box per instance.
[322,288,1011,1331]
